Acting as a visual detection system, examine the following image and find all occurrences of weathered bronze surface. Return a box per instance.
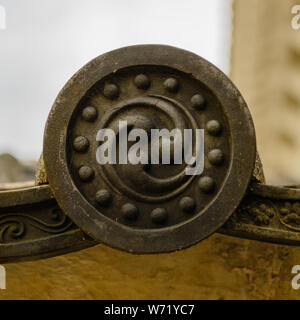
[3,182,300,263]
[0,185,96,263]
[1,44,300,262]
[43,45,256,253]
[221,183,300,245]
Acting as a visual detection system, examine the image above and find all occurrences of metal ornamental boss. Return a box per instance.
[1,45,300,263]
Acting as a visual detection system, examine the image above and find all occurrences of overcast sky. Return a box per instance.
[0,0,232,160]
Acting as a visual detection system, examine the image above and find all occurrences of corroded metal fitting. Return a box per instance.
[0,45,298,263]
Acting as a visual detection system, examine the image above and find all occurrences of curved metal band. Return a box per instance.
[220,183,300,245]
[0,185,96,263]
[1,182,300,263]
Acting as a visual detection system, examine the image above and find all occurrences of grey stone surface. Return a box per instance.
[0,153,36,184]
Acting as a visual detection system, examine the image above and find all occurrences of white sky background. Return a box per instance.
[0,0,232,160]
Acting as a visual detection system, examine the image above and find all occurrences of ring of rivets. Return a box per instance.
[68,66,229,229]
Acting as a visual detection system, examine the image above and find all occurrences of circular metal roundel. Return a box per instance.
[43,45,256,253]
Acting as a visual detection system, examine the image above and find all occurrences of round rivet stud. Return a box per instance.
[78,166,94,182]
[151,208,168,225]
[82,106,98,122]
[104,84,119,100]
[73,136,89,153]
[208,149,224,166]
[179,197,196,213]
[191,94,206,109]
[122,203,139,221]
[134,74,151,90]
[164,78,179,93]
[95,189,112,206]
[198,176,215,194]
[206,120,222,136]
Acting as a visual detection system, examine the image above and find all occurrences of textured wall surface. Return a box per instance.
[231,0,300,185]
[1,0,300,300]
[0,235,298,300]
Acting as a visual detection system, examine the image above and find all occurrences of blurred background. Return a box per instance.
[0,0,231,160]
[1,0,300,300]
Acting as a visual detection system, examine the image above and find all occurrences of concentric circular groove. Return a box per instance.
[44,45,256,253]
